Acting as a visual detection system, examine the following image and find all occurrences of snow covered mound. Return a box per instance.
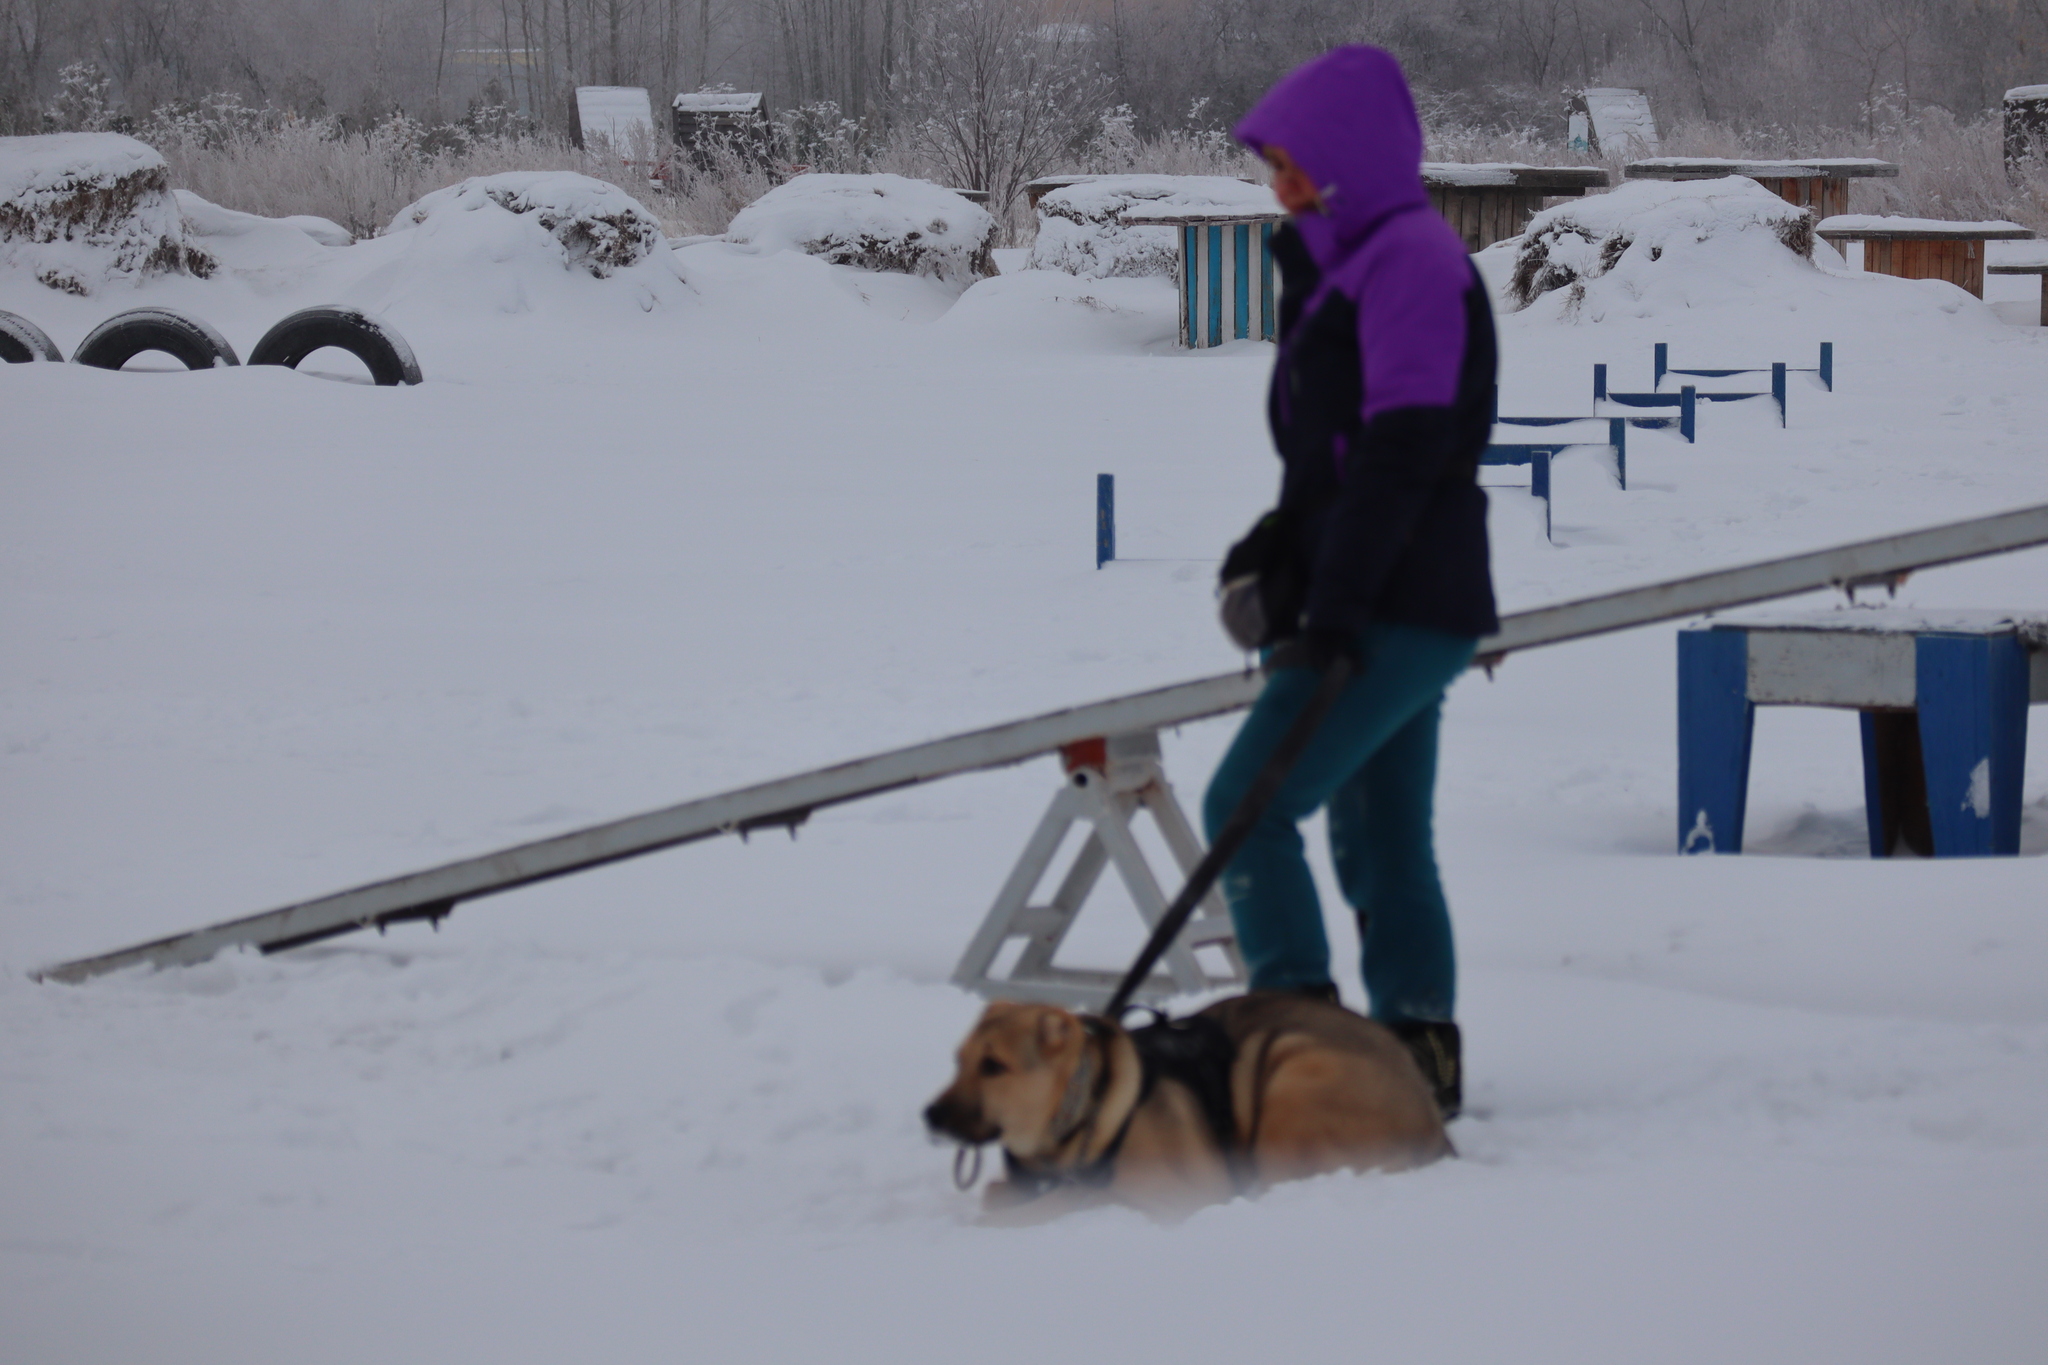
[1507,177,1815,318]
[0,132,213,295]
[726,174,995,285]
[1029,175,1279,278]
[386,172,665,278]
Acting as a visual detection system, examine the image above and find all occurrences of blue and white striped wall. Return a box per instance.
[1179,221,1279,348]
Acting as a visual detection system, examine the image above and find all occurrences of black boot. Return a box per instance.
[1385,1019,1461,1120]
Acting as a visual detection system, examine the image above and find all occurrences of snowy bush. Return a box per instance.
[0,132,214,294]
[725,173,995,284]
[1506,176,1816,317]
[386,172,666,278]
[1028,174,1278,278]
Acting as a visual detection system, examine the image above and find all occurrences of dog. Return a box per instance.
[924,993,1451,1220]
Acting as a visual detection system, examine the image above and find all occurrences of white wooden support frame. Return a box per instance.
[951,731,1244,1007]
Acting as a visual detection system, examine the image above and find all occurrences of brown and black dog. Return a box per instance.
[925,993,1450,1220]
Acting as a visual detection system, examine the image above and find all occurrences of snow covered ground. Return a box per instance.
[5,183,2048,1364]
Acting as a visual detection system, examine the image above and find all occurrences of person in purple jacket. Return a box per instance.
[1205,45,1497,1118]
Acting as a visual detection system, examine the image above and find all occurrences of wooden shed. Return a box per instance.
[1423,164,1610,252]
[671,91,770,164]
[2008,85,2048,182]
[1817,216,2036,298]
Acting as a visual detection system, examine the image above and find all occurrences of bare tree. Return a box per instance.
[890,0,1105,224]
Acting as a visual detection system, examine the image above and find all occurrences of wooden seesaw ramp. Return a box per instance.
[33,502,2048,993]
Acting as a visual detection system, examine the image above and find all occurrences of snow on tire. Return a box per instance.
[71,307,239,371]
[0,309,63,363]
[248,306,423,386]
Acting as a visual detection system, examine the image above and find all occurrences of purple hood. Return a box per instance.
[1234,46,1429,270]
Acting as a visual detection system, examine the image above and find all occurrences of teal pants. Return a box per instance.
[1202,621,1476,1021]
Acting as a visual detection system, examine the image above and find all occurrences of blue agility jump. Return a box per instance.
[1678,609,2043,857]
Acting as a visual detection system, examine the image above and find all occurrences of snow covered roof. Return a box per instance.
[672,91,763,113]
[1818,214,2034,238]
[1037,174,1279,223]
[2006,84,2048,102]
[1422,163,1609,190]
[1118,207,1288,225]
[1988,238,2048,269]
[576,87,655,149]
[1628,157,1897,180]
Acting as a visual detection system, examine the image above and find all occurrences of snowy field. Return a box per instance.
[6,178,2048,1364]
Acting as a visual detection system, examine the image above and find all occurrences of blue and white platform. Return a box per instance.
[1126,208,1287,348]
[1678,608,2048,857]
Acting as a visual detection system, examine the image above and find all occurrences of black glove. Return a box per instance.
[1301,625,1362,672]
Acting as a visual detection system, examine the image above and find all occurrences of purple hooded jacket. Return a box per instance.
[1233,47,1498,640]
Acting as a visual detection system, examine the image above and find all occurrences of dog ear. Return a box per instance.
[1037,1009,1073,1053]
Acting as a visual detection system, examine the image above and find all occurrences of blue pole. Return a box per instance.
[1818,342,1834,391]
[1654,342,1669,388]
[1680,385,1697,443]
[1772,362,1787,426]
[1593,362,1607,401]
[1096,474,1115,569]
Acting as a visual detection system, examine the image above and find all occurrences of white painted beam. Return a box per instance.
[35,502,2048,984]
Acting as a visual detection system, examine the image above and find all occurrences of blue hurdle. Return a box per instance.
[1491,394,1629,489]
[1595,365,1698,441]
[1657,340,1833,393]
[1480,444,1554,540]
[1483,424,1625,543]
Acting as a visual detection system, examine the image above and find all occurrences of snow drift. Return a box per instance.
[386,172,666,279]
[1505,176,1817,319]
[725,174,996,286]
[172,190,349,279]
[177,190,351,249]
[1028,174,1279,279]
[0,132,213,295]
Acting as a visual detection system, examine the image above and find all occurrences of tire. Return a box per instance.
[72,308,239,371]
[248,306,423,386]
[0,309,63,363]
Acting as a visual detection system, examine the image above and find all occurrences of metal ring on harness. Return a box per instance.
[952,1143,984,1190]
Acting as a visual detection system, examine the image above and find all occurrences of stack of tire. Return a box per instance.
[0,306,422,384]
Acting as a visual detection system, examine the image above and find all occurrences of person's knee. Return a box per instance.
[1202,768,1244,841]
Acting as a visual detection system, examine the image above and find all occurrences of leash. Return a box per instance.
[1104,656,1354,1017]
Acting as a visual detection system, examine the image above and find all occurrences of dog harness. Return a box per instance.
[1004,1012,1248,1199]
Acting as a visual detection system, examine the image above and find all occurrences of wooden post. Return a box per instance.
[1096,474,1114,569]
